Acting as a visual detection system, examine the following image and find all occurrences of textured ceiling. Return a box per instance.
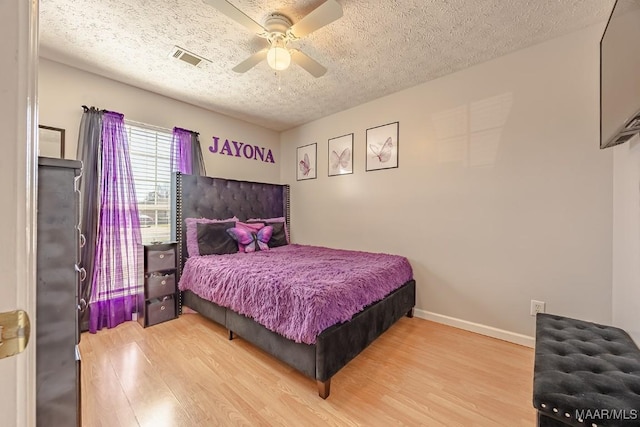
[39,0,615,131]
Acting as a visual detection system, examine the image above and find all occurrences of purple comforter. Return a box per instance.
[179,244,413,344]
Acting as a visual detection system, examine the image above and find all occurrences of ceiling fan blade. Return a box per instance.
[203,0,266,34]
[232,49,268,73]
[290,49,327,77]
[288,0,343,38]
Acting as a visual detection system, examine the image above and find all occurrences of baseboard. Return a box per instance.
[414,309,535,348]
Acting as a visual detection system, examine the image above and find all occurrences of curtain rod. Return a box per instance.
[174,126,200,136]
[81,105,114,114]
[81,107,199,136]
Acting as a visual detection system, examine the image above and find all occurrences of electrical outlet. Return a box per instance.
[530,300,546,316]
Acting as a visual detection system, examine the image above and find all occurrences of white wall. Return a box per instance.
[281,24,613,339]
[38,58,280,184]
[613,136,640,343]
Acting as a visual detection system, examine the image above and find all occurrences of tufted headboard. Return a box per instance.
[171,172,290,274]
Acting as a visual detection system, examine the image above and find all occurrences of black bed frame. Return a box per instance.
[172,173,416,398]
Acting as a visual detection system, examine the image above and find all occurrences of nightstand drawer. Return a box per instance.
[146,249,175,272]
[146,273,176,299]
[140,242,177,328]
[147,297,175,326]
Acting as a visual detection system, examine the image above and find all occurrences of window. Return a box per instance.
[126,122,172,245]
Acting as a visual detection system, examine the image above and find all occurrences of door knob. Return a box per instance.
[0,310,30,359]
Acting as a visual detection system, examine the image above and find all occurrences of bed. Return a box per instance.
[171,173,416,398]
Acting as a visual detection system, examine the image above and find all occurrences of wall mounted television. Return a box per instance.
[600,0,640,149]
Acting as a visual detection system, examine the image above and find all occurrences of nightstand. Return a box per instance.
[138,242,177,327]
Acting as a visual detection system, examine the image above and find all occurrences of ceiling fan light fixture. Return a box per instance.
[267,46,291,71]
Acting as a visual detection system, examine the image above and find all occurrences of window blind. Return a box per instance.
[125,123,172,245]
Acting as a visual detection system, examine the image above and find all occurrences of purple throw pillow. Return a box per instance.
[233,222,264,252]
[226,225,273,253]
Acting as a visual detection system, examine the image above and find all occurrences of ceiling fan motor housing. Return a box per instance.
[264,13,292,36]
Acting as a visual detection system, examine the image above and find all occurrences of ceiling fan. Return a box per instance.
[203,0,343,77]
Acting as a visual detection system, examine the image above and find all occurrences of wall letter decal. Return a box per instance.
[220,139,233,156]
[265,149,275,163]
[242,144,254,159]
[209,135,276,164]
[231,140,244,157]
[209,136,220,153]
[254,146,265,161]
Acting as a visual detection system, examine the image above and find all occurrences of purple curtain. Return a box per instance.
[171,127,193,174]
[171,127,206,175]
[89,111,142,333]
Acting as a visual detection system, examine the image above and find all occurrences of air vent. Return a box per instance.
[169,46,210,68]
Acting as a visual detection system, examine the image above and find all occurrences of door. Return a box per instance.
[0,0,39,426]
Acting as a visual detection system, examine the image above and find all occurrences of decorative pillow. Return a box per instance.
[196,222,239,256]
[234,221,265,252]
[185,217,238,256]
[247,217,289,247]
[226,226,273,253]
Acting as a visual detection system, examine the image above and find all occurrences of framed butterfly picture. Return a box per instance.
[328,133,353,176]
[366,121,399,171]
[296,143,317,181]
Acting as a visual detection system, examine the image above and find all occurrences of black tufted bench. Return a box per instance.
[533,313,640,426]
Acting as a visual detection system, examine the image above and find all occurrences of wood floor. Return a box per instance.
[79,313,536,426]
